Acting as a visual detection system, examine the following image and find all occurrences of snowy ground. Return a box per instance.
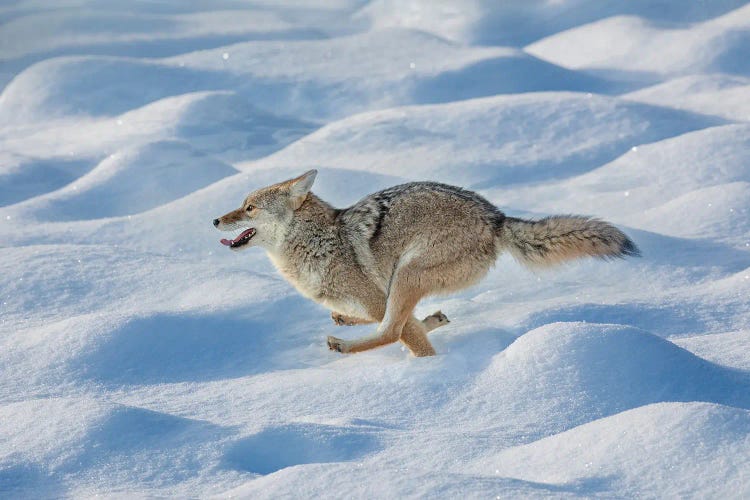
[1,1,750,498]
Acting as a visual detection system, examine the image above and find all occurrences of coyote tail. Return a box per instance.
[498,215,640,267]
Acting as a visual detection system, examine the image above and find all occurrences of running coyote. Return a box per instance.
[214,170,639,356]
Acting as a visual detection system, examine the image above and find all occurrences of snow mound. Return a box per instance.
[250,92,721,188]
[0,9,314,62]
[448,323,750,436]
[0,56,222,122]
[224,464,585,499]
[171,29,610,120]
[72,297,322,387]
[0,396,226,498]
[0,90,312,206]
[6,140,237,221]
[0,244,286,336]
[0,156,93,208]
[0,398,103,470]
[675,330,750,371]
[625,74,750,121]
[527,6,750,77]
[357,0,749,46]
[470,402,750,498]
[490,124,750,235]
[222,422,381,475]
[169,91,316,162]
[4,29,576,123]
[637,181,750,241]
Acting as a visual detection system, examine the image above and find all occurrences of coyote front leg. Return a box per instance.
[330,312,375,326]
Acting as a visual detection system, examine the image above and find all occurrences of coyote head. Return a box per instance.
[213,169,317,251]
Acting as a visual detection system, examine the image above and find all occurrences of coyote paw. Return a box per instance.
[423,310,450,331]
[331,312,355,326]
[428,310,450,324]
[327,336,350,353]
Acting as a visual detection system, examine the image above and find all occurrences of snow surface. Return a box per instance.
[1,1,749,498]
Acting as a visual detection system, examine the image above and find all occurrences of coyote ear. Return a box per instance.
[287,169,317,209]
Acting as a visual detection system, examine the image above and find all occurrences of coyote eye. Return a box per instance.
[246,205,255,212]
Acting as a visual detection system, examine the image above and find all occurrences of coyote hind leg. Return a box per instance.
[399,316,436,357]
[328,267,428,355]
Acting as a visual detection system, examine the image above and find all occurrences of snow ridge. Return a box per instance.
[1,1,749,497]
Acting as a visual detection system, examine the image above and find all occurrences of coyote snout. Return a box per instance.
[214,170,639,356]
[214,170,316,251]
[213,208,257,250]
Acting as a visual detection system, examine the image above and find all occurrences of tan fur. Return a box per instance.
[215,170,639,357]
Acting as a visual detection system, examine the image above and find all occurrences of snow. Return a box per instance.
[624,74,750,121]
[526,6,750,77]
[1,1,749,498]
[468,402,750,498]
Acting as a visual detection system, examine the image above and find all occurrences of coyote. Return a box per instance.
[214,170,639,357]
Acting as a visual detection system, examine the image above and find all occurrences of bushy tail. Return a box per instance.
[498,215,640,267]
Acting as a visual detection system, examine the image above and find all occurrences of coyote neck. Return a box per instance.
[266,193,344,300]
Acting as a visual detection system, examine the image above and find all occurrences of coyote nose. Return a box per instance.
[213,218,220,227]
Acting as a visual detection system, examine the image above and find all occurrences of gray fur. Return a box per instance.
[500,215,641,267]
[215,171,640,356]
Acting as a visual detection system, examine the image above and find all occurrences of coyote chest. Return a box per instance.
[268,252,369,318]
[268,252,328,299]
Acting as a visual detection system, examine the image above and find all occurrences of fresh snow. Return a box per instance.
[1,1,750,498]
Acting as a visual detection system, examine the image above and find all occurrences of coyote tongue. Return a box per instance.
[220,228,256,248]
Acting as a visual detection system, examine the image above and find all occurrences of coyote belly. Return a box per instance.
[214,170,639,357]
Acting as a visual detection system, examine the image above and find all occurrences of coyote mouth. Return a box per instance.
[220,228,256,248]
